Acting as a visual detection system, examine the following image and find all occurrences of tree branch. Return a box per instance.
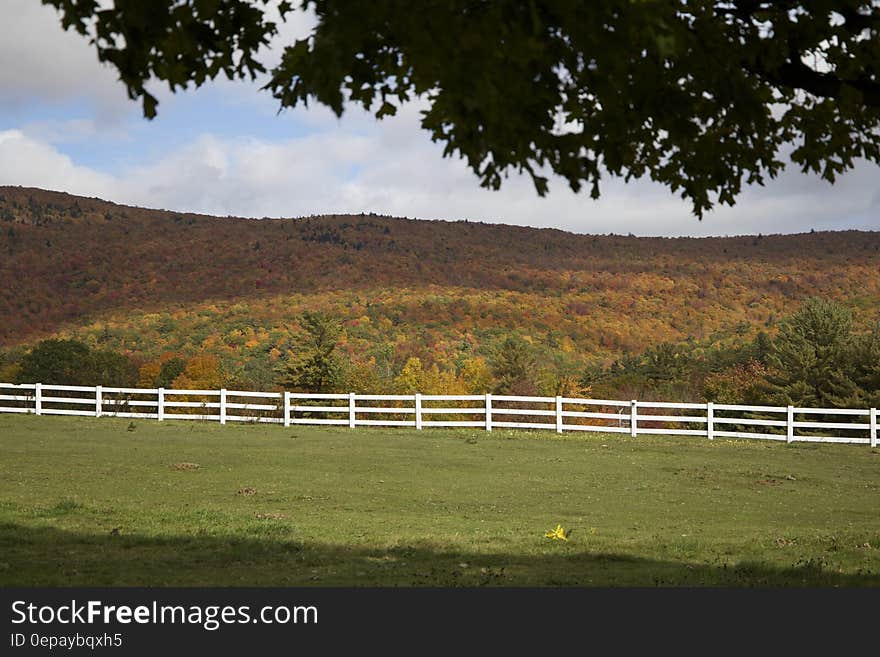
[747,57,880,108]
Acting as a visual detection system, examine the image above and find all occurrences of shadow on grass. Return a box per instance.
[0,522,877,587]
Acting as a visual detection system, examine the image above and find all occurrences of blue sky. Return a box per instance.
[1,0,878,236]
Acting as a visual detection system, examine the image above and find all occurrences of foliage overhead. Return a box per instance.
[42,0,880,216]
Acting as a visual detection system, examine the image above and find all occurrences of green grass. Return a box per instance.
[1,415,878,586]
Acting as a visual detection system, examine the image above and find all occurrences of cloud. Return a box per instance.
[0,130,114,195]
[0,1,130,118]
[0,0,318,122]
[2,104,878,238]
[0,0,877,236]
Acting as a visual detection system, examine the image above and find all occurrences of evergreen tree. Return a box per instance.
[762,298,862,407]
[490,336,535,394]
[155,357,187,388]
[17,339,91,385]
[89,349,139,387]
[279,312,344,392]
[851,322,880,407]
[751,331,772,365]
[640,342,691,383]
[16,339,136,386]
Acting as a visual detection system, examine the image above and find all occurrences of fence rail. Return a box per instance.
[0,382,877,447]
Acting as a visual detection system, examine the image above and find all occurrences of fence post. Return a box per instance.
[485,393,492,432]
[415,393,422,430]
[556,396,563,433]
[95,385,102,418]
[219,388,227,425]
[158,388,165,422]
[871,408,877,449]
[786,405,794,443]
[284,391,291,428]
[630,400,637,437]
[349,392,356,429]
[35,383,42,416]
[706,401,714,441]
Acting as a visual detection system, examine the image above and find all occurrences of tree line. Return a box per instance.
[6,298,879,410]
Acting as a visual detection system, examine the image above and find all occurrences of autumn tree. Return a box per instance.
[171,354,227,390]
[458,357,494,395]
[43,1,880,216]
[703,360,770,404]
[138,353,188,387]
[341,358,383,394]
[393,357,425,394]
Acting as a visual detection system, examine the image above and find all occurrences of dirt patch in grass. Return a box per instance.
[254,512,285,520]
[237,487,257,496]
[756,474,796,486]
[169,462,200,471]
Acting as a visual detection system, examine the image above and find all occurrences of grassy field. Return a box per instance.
[0,414,878,586]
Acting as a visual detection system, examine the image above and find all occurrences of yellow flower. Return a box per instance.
[545,524,569,541]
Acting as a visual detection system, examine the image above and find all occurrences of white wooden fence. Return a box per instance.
[0,382,877,447]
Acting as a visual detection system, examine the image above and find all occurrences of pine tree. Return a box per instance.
[851,322,880,407]
[490,336,535,394]
[762,298,863,407]
[279,312,344,392]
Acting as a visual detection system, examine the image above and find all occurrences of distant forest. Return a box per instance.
[2,186,879,407]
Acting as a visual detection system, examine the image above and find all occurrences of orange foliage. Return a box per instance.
[171,354,225,390]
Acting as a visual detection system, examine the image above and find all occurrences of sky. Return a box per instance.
[0,0,878,237]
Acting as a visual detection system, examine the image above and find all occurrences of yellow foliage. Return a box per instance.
[343,359,383,394]
[172,354,225,389]
[459,357,493,394]
[138,361,161,388]
[423,364,467,395]
[557,375,591,398]
[0,362,21,382]
[138,352,179,387]
[394,357,425,394]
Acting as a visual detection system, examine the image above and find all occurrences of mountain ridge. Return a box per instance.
[1,183,870,238]
[2,187,879,376]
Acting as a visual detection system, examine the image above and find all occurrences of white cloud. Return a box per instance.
[0,129,114,195]
[0,0,130,118]
[0,0,877,236]
[2,105,878,237]
[0,0,316,121]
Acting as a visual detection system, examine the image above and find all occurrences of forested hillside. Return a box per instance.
[1,186,879,403]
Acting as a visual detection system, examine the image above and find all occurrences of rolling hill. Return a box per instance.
[1,185,879,392]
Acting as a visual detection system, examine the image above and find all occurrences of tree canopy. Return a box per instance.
[278,311,344,392]
[17,339,136,386]
[44,1,880,216]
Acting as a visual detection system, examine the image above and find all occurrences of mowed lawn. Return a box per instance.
[0,415,878,586]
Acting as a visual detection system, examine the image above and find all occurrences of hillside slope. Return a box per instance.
[1,186,879,386]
